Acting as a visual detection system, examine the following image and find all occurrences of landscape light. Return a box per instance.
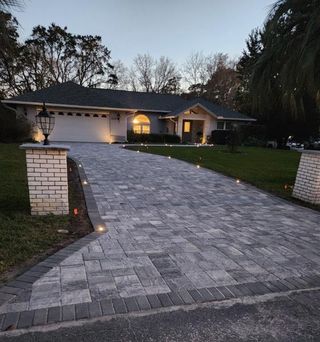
[35,103,55,145]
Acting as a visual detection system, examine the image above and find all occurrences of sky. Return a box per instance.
[12,0,274,66]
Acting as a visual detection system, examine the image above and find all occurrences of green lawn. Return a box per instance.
[0,144,89,281]
[127,145,302,200]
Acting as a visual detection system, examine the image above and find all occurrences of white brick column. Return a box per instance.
[20,144,70,215]
[292,150,320,205]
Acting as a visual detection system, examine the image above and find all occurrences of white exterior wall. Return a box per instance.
[176,108,217,143]
[21,105,128,143]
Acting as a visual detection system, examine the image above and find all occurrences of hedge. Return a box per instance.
[127,131,180,143]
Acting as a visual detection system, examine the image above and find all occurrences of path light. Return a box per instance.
[168,156,171,159]
[96,225,106,232]
[236,179,240,184]
[122,144,126,148]
[79,164,82,168]
[83,180,88,185]
[197,164,200,169]
[137,150,140,153]
[35,103,55,145]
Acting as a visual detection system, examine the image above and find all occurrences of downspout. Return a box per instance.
[169,117,177,135]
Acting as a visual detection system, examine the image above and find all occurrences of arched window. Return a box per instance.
[133,114,150,134]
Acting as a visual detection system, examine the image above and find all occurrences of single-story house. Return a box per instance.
[2,81,255,143]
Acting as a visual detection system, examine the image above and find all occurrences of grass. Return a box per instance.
[0,144,91,281]
[127,145,302,200]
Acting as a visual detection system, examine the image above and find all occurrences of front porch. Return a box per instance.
[181,119,205,143]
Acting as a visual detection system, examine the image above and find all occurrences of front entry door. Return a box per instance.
[182,120,192,143]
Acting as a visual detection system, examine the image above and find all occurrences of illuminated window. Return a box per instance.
[183,121,191,133]
[133,114,150,134]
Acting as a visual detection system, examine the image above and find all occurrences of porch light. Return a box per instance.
[35,103,55,145]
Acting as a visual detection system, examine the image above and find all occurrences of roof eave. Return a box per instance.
[1,100,171,113]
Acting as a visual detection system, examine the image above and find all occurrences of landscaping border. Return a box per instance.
[0,156,107,322]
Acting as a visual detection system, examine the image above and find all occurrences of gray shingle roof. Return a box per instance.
[3,81,254,120]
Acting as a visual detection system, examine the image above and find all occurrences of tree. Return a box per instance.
[0,11,20,98]
[248,0,320,140]
[182,52,238,103]
[182,52,208,94]
[236,28,264,114]
[130,54,180,93]
[0,23,117,97]
[0,0,22,11]
[107,60,130,90]
[205,58,239,109]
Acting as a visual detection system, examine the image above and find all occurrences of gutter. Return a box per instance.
[1,100,171,114]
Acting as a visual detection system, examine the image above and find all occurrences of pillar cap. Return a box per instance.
[20,143,70,151]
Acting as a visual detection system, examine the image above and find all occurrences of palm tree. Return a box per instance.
[250,0,320,122]
[0,0,22,11]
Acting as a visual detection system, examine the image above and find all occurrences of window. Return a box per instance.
[93,114,99,117]
[225,122,233,130]
[133,114,150,134]
[85,113,90,117]
[183,121,191,133]
[76,113,82,117]
[217,121,225,130]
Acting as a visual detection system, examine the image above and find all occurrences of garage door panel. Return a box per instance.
[50,115,109,142]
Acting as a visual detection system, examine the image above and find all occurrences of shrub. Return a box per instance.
[0,104,32,142]
[239,124,268,146]
[127,131,180,144]
[209,130,231,145]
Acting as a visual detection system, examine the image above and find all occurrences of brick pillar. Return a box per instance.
[292,150,320,205]
[20,144,70,215]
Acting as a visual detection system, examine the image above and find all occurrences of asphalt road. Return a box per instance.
[2,290,320,342]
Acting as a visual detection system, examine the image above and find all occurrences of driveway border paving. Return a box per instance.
[0,157,106,317]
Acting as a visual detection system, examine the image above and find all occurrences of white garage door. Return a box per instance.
[50,114,110,143]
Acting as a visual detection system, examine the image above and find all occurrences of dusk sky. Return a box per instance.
[12,0,273,65]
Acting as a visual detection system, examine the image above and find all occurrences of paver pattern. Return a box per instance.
[1,143,320,322]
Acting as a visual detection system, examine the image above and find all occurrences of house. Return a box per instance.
[2,81,255,143]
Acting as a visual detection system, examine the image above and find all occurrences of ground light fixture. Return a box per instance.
[236,179,240,184]
[35,103,55,145]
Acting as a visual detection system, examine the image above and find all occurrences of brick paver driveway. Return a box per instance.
[1,143,320,330]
